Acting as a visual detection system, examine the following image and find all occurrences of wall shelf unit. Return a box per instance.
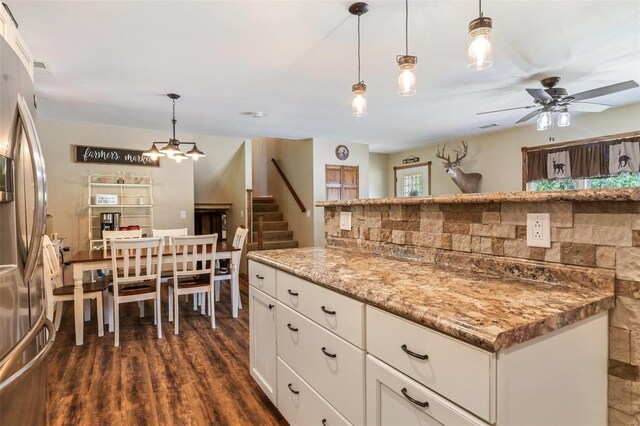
[87,170,153,250]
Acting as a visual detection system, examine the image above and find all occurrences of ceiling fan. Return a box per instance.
[477,77,639,129]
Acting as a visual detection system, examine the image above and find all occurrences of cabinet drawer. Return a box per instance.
[277,271,364,348]
[248,260,276,297]
[366,355,488,426]
[277,302,365,425]
[366,306,496,423]
[277,357,351,426]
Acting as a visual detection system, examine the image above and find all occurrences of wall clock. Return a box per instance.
[335,145,349,161]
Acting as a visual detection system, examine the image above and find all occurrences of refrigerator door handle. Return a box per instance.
[15,94,47,283]
[0,312,55,391]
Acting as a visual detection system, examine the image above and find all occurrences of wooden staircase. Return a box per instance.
[248,196,299,251]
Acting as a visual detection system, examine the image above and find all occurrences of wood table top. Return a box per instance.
[69,242,239,264]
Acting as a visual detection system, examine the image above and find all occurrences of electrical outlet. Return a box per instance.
[180,210,187,219]
[527,213,551,248]
[340,212,352,230]
[306,209,311,218]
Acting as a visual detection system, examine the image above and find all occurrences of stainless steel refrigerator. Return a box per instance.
[0,36,55,425]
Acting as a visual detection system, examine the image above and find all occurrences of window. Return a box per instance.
[325,165,359,200]
[393,162,431,197]
[401,173,423,196]
[529,172,640,191]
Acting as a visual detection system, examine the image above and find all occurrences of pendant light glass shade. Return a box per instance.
[142,144,164,160]
[397,55,417,96]
[557,110,571,127]
[352,82,368,117]
[468,17,493,71]
[160,141,181,158]
[536,111,551,131]
[186,144,206,160]
[173,151,187,163]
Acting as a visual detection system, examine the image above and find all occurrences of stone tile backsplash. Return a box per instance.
[323,199,640,425]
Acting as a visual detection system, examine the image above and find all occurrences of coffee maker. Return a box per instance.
[100,212,121,237]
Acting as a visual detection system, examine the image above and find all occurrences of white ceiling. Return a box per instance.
[9,1,640,153]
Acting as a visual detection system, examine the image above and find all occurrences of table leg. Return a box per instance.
[73,264,84,345]
[231,255,239,318]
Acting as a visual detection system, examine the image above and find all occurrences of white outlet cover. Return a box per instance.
[180,210,187,219]
[340,211,352,230]
[527,213,551,248]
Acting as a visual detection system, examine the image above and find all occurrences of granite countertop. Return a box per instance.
[315,187,640,206]
[247,247,615,352]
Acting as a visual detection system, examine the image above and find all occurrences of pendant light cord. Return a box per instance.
[479,0,483,18]
[357,14,361,82]
[405,0,409,55]
[171,98,177,141]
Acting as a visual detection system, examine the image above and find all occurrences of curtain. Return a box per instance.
[525,136,640,182]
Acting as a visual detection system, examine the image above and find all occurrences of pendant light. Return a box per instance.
[468,0,493,71]
[557,109,571,127]
[536,110,551,131]
[350,3,369,117]
[397,0,417,96]
[143,93,206,162]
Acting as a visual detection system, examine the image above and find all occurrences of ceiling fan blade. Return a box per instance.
[526,88,553,103]
[477,105,537,115]
[515,108,542,124]
[570,102,612,113]
[570,80,639,102]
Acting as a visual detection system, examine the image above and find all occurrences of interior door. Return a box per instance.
[13,94,47,325]
[341,166,359,200]
[395,164,430,197]
[325,165,359,201]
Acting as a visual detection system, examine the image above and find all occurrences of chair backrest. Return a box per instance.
[171,234,218,280]
[152,228,188,246]
[42,234,61,281]
[232,227,249,252]
[111,237,163,288]
[102,229,142,257]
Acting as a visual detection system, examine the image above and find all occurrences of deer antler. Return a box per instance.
[453,140,468,164]
[435,145,451,164]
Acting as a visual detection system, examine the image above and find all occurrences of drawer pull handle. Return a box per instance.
[256,274,264,279]
[287,323,298,332]
[268,304,274,310]
[401,344,429,360]
[321,347,337,358]
[287,289,299,296]
[320,306,336,315]
[288,383,299,395]
[401,388,429,408]
[322,420,327,426]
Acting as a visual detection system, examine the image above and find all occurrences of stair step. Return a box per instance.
[247,240,299,251]
[253,212,283,222]
[252,230,294,241]
[252,221,289,231]
[252,196,275,204]
[253,203,279,213]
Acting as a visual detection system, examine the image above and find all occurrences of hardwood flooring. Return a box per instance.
[46,276,286,426]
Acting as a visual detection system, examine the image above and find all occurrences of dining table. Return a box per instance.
[68,242,241,346]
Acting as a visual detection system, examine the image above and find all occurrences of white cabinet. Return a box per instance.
[248,260,276,297]
[366,355,487,426]
[249,286,277,404]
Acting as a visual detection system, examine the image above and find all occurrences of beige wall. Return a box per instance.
[312,138,370,246]
[369,152,389,198]
[252,137,315,247]
[387,103,640,196]
[38,119,195,255]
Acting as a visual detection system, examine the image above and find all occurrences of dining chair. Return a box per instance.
[43,235,106,336]
[214,226,248,308]
[152,228,188,246]
[167,234,218,334]
[109,237,164,346]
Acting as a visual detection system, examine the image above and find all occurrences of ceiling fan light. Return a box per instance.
[352,82,368,117]
[142,144,164,160]
[536,111,551,131]
[468,17,493,71]
[558,110,571,127]
[186,144,206,160]
[397,55,417,96]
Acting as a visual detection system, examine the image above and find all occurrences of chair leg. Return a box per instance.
[207,292,212,316]
[153,300,157,326]
[53,301,63,331]
[108,294,114,333]
[139,301,145,318]
[200,293,205,315]
[103,289,109,325]
[215,281,220,302]
[193,294,197,311]
[210,287,215,329]
[84,299,91,321]
[168,287,174,322]
[174,290,179,335]
[96,294,104,337]
[157,295,162,339]
[46,295,55,322]
[114,301,120,347]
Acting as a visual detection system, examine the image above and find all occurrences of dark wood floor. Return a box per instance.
[46,276,287,426]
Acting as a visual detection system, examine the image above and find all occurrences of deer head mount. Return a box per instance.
[435,141,482,194]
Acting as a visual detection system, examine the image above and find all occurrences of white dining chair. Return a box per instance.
[43,235,105,336]
[167,234,218,334]
[152,228,188,246]
[108,237,164,346]
[214,226,248,308]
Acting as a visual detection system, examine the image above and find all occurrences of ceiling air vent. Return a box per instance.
[478,123,498,129]
[34,61,46,70]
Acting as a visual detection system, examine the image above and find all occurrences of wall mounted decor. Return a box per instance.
[335,145,350,161]
[435,141,482,193]
[74,145,160,167]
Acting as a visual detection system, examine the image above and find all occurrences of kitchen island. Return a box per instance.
[247,247,613,426]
